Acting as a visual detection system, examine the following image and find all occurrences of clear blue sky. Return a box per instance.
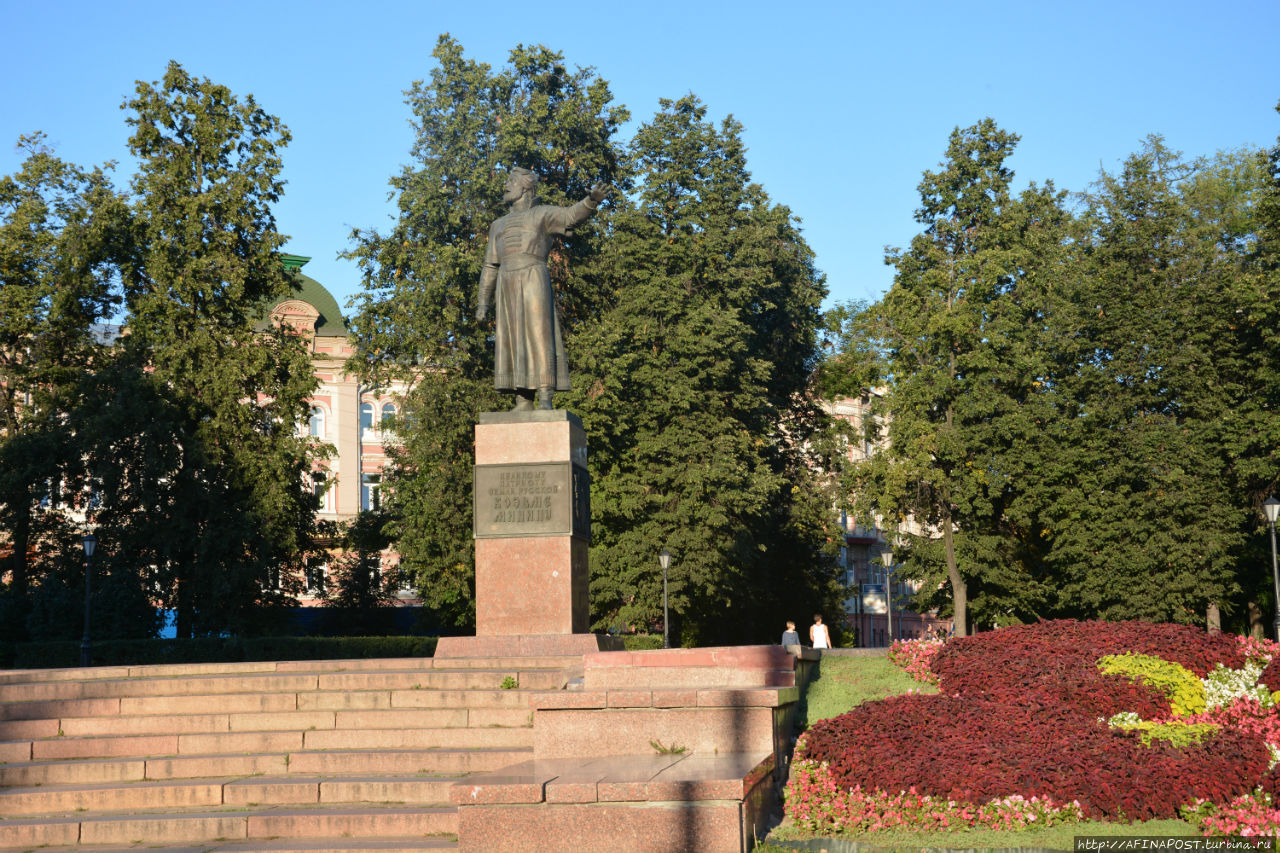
[4,0,1278,314]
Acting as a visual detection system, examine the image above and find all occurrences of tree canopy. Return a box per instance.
[828,109,1280,636]
[348,38,843,642]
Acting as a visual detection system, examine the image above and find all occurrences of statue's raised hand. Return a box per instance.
[589,183,610,204]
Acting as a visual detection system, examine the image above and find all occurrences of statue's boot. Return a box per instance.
[513,390,535,411]
[537,386,554,410]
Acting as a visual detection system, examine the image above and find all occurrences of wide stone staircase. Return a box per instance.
[0,655,576,852]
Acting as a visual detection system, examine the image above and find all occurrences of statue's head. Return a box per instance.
[503,166,540,202]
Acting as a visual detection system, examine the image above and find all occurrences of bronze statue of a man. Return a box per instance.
[476,167,608,410]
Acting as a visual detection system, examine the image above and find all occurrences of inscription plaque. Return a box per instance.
[474,462,589,540]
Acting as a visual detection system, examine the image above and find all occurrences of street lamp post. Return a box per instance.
[1265,497,1280,643]
[80,533,98,668]
[659,550,671,649]
[879,547,893,647]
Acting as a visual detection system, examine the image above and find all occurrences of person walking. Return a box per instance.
[781,620,801,646]
[810,614,831,649]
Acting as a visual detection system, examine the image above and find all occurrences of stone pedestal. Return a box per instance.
[436,410,620,659]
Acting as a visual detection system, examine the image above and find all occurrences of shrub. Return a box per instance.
[1203,660,1271,710]
[887,637,943,686]
[785,759,1086,835]
[1260,656,1280,694]
[1111,720,1219,748]
[621,634,664,651]
[1097,653,1206,716]
[797,620,1273,826]
[799,691,1267,820]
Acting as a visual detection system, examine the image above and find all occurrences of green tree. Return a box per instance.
[320,510,398,610]
[568,95,840,645]
[106,61,319,637]
[345,36,627,629]
[1034,139,1268,625]
[840,119,1070,636]
[0,134,125,636]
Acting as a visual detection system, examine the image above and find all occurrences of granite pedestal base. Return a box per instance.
[446,410,607,659]
[434,633,623,659]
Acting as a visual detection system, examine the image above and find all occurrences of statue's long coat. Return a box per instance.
[478,199,595,392]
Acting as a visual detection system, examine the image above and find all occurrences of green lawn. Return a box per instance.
[768,651,1203,851]
[798,652,937,727]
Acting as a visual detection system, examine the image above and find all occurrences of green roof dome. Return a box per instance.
[262,254,349,337]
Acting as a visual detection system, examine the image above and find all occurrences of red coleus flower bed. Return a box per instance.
[798,620,1269,821]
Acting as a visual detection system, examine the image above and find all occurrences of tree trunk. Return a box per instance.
[943,514,966,636]
[1206,602,1221,634]
[9,509,30,597]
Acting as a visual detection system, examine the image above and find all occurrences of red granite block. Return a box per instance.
[643,752,771,801]
[0,697,121,721]
[1,779,224,815]
[224,776,320,805]
[586,665,789,690]
[534,707,775,759]
[321,776,458,805]
[0,740,31,761]
[529,690,608,710]
[468,707,534,727]
[120,692,297,715]
[228,710,335,731]
[651,689,700,708]
[605,690,652,708]
[456,800,744,853]
[333,708,468,729]
[393,688,529,709]
[435,634,620,658]
[178,731,303,754]
[584,645,791,672]
[449,758,562,805]
[474,537,588,635]
[0,757,146,787]
[475,417,581,465]
[0,718,58,739]
[0,817,90,848]
[61,713,230,737]
[695,687,798,707]
[33,733,179,760]
[80,813,250,844]
[245,807,455,838]
[582,646,796,691]
[298,690,392,710]
[145,754,286,780]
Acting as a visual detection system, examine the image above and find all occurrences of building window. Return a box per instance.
[265,565,281,590]
[309,406,326,438]
[304,561,327,595]
[312,471,331,513]
[380,402,397,432]
[360,402,375,439]
[361,473,380,511]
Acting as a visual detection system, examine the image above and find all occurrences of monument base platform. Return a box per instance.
[434,633,624,659]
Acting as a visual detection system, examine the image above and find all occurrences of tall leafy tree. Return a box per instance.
[568,95,840,645]
[1035,139,1268,625]
[0,134,125,637]
[346,36,627,629]
[105,61,318,637]
[841,119,1070,635]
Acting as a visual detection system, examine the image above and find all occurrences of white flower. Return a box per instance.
[1202,660,1270,711]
